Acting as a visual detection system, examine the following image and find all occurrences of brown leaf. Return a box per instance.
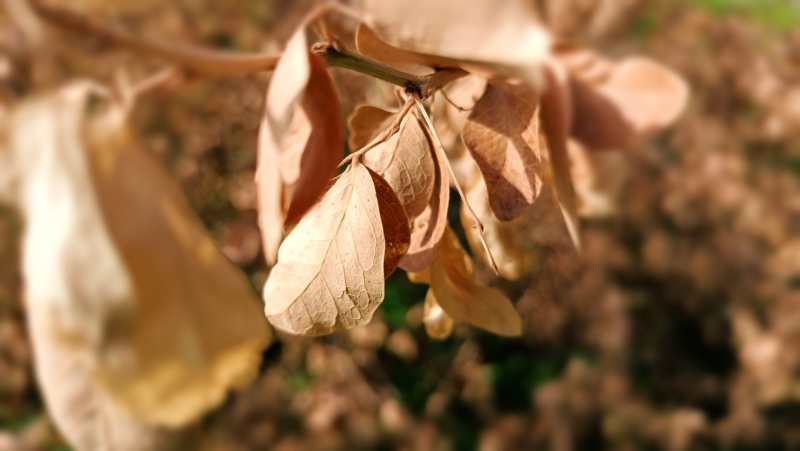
[422,289,454,340]
[360,0,550,87]
[347,104,396,151]
[368,167,411,278]
[462,81,543,221]
[541,67,581,249]
[9,83,271,427]
[257,27,343,265]
[397,121,450,272]
[410,225,522,336]
[27,309,191,451]
[568,139,628,218]
[355,23,452,69]
[263,162,385,335]
[363,110,436,219]
[461,172,536,281]
[562,49,689,150]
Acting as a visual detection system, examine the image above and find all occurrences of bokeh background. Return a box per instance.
[2,0,800,449]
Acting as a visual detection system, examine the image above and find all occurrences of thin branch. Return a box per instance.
[311,40,468,97]
[412,98,499,275]
[29,0,280,76]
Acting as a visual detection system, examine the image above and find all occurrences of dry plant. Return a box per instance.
[0,0,688,449]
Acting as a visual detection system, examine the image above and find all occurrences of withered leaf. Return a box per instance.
[257,27,343,265]
[363,110,435,219]
[541,67,581,249]
[368,167,411,278]
[462,81,543,222]
[359,0,550,87]
[398,121,449,272]
[347,104,397,151]
[561,49,689,150]
[27,309,190,451]
[422,289,454,340]
[410,225,522,336]
[462,172,535,281]
[9,83,271,427]
[262,162,385,335]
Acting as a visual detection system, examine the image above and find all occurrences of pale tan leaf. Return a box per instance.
[422,289,454,340]
[27,309,191,451]
[432,75,487,155]
[257,27,343,265]
[263,162,385,335]
[561,48,689,150]
[360,0,550,87]
[347,104,396,151]
[10,83,271,427]
[541,67,581,249]
[412,225,521,336]
[568,139,628,218]
[461,173,536,280]
[462,81,543,221]
[364,111,435,219]
[355,23,453,69]
[398,120,450,272]
[368,167,411,278]
[86,113,271,427]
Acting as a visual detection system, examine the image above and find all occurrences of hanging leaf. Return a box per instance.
[8,83,271,428]
[557,46,689,150]
[262,162,386,335]
[359,0,550,88]
[409,225,522,336]
[461,173,536,281]
[347,104,397,151]
[27,308,190,451]
[257,27,343,265]
[462,81,543,221]
[540,67,581,249]
[368,167,411,277]
[422,290,454,340]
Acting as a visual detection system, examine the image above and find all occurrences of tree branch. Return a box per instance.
[28,0,468,95]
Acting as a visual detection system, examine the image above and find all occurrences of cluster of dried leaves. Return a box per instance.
[7,0,799,450]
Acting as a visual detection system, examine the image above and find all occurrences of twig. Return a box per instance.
[28,0,280,76]
[412,98,499,275]
[311,40,468,98]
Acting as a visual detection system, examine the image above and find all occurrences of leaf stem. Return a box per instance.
[412,98,499,275]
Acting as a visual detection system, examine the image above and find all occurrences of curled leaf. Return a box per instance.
[410,225,522,336]
[257,27,343,265]
[9,83,271,428]
[368,167,411,277]
[541,67,581,249]
[422,290,454,340]
[461,172,536,281]
[359,0,550,87]
[559,47,689,149]
[347,104,397,151]
[462,81,543,221]
[263,162,385,335]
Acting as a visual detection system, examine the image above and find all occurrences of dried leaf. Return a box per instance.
[363,111,435,219]
[462,81,543,221]
[9,83,271,427]
[562,49,689,150]
[410,226,522,336]
[257,27,343,265]
[263,162,385,335]
[422,290,454,340]
[347,104,396,151]
[541,67,581,249]
[461,173,536,280]
[368,167,411,277]
[27,309,190,451]
[360,0,550,87]
[568,139,628,218]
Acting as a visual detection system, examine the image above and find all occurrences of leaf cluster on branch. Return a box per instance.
[0,0,688,448]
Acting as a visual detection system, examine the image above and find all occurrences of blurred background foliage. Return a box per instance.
[2,0,800,450]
